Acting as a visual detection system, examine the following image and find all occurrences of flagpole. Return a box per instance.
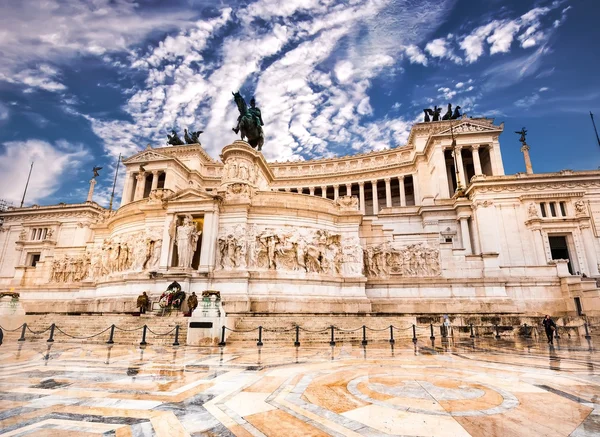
[109,153,122,211]
[591,112,600,148]
[20,162,34,208]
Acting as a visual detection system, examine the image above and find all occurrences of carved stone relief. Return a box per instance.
[216,225,363,276]
[55,228,165,283]
[363,243,440,278]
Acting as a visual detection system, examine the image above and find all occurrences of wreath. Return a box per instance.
[158,289,186,309]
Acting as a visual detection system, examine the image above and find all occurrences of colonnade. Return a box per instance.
[278,174,419,215]
[122,170,166,204]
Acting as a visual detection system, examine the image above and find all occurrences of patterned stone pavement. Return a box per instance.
[1,337,600,436]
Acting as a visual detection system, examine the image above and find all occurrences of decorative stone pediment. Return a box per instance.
[434,121,502,137]
[124,150,171,164]
[165,188,217,203]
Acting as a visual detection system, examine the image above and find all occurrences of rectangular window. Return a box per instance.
[29,253,41,267]
[559,202,567,216]
[549,202,557,217]
[540,202,547,217]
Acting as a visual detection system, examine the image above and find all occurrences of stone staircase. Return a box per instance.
[1,314,187,346]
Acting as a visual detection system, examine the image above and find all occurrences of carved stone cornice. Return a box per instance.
[519,192,585,201]
[0,203,105,223]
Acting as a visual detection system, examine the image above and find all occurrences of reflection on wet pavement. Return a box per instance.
[1,337,599,436]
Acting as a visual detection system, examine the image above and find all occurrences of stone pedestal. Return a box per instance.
[0,297,25,316]
[186,296,228,346]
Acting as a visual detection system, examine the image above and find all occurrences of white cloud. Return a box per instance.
[455,82,464,88]
[483,46,549,89]
[425,38,461,63]
[438,87,456,100]
[514,93,540,108]
[404,45,428,66]
[0,0,193,92]
[0,103,9,122]
[0,140,88,204]
[539,87,549,92]
[460,22,498,63]
[85,0,455,164]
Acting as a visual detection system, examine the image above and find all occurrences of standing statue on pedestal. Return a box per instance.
[174,215,200,268]
[232,92,265,151]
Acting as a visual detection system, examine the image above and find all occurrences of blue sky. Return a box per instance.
[0,0,599,207]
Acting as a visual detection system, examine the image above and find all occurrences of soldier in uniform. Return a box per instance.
[137,291,150,314]
[187,292,198,314]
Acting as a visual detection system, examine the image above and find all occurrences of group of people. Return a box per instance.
[136,291,199,315]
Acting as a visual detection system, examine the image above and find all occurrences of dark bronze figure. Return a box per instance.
[451,105,461,119]
[167,130,184,146]
[515,127,527,144]
[92,166,102,178]
[184,129,203,144]
[232,92,264,151]
[442,103,452,120]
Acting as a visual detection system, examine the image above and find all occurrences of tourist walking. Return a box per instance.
[137,292,150,314]
[542,315,557,344]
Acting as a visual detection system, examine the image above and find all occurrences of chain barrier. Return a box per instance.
[298,327,330,333]
[0,324,25,332]
[55,326,111,340]
[114,325,145,332]
[26,325,52,335]
[366,326,392,332]
[224,326,260,333]
[146,326,177,336]
[263,326,297,333]
[335,327,363,333]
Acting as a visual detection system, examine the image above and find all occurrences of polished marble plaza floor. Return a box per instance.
[1,337,599,436]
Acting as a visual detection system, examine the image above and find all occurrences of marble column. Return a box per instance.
[521,144,533,174]
[459,217,472,254]
[321,186,327,198]
[358,182,365,214]
[384,178,392,208]
[334,185,339,200]
[472,145,483,176]
[399,176,406,207]
[371,180,379,214]
[199,211,219,272]
[159,214,175,269]
[120,174,134,207]
[87,179,96,202]
[413,175,420,206]
[454,146,466,189]
[309,187,315,196]
[470,214,482,255]
[580,224,600,276]
[151,171,159,191]
[134,172,146,201]
[346,183,352,196]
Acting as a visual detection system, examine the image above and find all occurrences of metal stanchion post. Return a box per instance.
[412,324,417,344]
[106,324,115,344]
[18,323,27,342]
[470,323,475,338]
[257,326,263,347]
[140,325,148,346]
[329,325,336,346]
[218,326,226,346]
[389,325,395,345]
[361,325,367,346]
[524,323,531,339]
[47,323,55,343]
[294,325,300,347]
[429,323,435,341]
[172,325,180,346]
[495,324,500,339]
[584,323,592,340]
